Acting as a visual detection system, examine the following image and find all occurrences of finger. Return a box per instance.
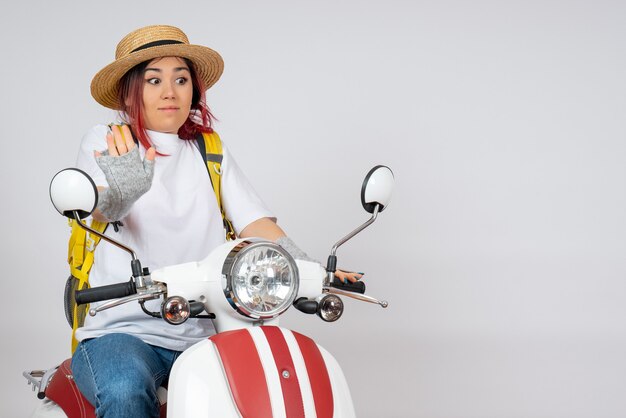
[344,273,359,283]
[121,125,136,151]
[106,132,119,156]
[335,271,351,283]
[335,270,347,283]
[144,147,156,161]
[111,125,128,155]
[335,270,363,283]
[94,150,101,158]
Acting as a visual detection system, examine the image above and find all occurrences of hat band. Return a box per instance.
[131,39,184,53]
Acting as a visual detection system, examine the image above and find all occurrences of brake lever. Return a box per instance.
[323,286,388,308]
[89,283,167,316]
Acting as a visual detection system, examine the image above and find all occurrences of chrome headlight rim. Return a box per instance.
[222,238,299,319]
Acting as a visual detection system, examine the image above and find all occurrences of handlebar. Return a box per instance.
[75,280,137,305]
[330,277,366,294]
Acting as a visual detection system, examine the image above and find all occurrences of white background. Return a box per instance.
[2,1,626,417]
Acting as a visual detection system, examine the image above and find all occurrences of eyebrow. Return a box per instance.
[144,67,190,73]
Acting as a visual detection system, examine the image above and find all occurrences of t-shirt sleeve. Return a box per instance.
[75,125,110,188]
[220,143,276,235]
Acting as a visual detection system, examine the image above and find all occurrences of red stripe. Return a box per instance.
[261,326,305,418]
[210,330,273,418]
[293,331,334,418]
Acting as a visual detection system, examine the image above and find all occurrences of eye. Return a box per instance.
[146,78,161,85]
[175,77,188,85]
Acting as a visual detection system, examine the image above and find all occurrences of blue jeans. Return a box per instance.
[71,333,181,418]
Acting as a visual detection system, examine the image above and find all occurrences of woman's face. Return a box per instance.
[141,56,193,133]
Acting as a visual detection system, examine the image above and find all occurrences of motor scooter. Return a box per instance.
[24,165,394,417]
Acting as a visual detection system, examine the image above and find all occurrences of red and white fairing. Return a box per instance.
[168,326,354,417]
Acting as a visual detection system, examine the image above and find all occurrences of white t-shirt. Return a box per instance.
[74,125,274,351]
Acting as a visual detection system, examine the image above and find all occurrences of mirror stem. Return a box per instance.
[330,204,380,257]
[72,211,143,279]
[73,211,138,260]
[325,204,380,285]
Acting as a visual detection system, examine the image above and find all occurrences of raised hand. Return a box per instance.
[93,125,156,221]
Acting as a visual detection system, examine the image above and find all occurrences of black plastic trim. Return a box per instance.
[331,277,366,294]
[293,297,319,314]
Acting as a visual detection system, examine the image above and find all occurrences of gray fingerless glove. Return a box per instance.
[276,236,317,263]
[95,147,155,221]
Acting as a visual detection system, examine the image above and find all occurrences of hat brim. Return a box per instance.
[91,44,224,110]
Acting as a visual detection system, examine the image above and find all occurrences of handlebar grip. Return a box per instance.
[75,280,137,305]
[331,277,366,294]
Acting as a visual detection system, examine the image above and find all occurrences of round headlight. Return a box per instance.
[223,240,299,319]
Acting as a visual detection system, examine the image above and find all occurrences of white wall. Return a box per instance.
[2,1,626,417]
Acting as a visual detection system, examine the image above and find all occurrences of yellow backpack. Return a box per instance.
[65,131,235,353]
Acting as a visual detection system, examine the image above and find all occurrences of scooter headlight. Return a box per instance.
[223,239,299,319]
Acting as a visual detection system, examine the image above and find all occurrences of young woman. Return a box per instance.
[71,25,360,417]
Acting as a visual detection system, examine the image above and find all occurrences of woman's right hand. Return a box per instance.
[95,124,156,160]
[92,125,157,221]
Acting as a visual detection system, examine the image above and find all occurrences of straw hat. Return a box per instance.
[91,25,224,110]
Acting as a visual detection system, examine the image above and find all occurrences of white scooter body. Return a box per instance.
[30,247,355,417]
[26,165,393,417]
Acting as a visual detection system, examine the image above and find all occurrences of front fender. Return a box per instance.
[167,326,355,418]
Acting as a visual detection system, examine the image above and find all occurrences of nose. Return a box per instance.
[161,80,176,100]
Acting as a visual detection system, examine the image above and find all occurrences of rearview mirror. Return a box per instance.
[361,165,394,214]
[49,168,98,220]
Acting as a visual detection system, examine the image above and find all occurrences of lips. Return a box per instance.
[158,107,180,111]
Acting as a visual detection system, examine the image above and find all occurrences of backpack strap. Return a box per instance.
[196,131,236,241]
[67,218,108,353]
